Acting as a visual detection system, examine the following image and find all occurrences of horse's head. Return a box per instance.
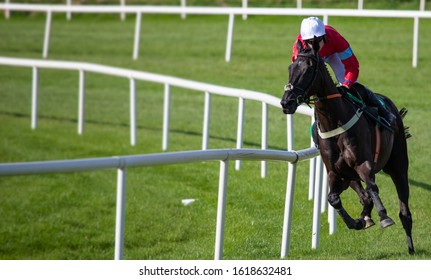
[280,40,320,114]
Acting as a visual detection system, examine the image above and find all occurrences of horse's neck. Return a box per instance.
[314,63,354,129]
[317,62,339,99]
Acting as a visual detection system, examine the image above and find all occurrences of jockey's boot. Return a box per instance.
[365,91,397,130]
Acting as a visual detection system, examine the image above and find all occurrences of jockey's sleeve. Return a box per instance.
[324,26,359,87]
[339,51,359,88]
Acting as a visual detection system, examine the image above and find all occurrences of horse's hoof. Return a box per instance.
[354,218,365,230]
[380,217,395,228]
[363,216,375,229]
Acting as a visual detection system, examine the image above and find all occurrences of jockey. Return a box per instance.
[292,17,396,129]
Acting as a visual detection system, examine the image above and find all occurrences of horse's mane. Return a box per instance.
[299,47,337,86]
[321,60,336,85]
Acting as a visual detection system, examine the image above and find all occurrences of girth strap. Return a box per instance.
[318,109,363,139]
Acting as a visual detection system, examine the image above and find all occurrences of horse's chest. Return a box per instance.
[320,139,359,176]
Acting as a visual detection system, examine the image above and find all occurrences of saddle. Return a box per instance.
[343,83,375,113]
[311,82,382,146]
[339,83,391,131]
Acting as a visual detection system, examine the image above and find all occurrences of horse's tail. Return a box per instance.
[399,107,412,139]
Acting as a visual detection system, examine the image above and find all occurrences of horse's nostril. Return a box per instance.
[281,99,295,109]
[281,100,290,108]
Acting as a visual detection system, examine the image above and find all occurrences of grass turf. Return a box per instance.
[0,5,431,260]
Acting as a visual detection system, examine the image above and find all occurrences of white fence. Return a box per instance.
[0,3,333,260]
[0,56,314,178]
[3,0,429,16]
[1,0,422,261]
[0,55,333,259]
[1,4,430,67]
[0,147,325,260]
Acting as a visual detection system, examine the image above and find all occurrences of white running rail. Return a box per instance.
[0,4,430,66]
[0,147,322,260]
[0,55,334,259]
[0,56,313,179]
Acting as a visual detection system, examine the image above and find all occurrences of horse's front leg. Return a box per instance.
[356,162,395,228]
[327,172,365,230]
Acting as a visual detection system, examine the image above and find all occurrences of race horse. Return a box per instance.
[280,40,414,254]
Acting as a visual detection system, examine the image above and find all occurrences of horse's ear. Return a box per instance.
[311,36,320,54]
[296,39,304,53]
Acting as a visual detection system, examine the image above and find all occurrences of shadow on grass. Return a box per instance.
[380,171,431,192]
[407,178,431,192]
[374,248,430,260]
[1,111,286,151]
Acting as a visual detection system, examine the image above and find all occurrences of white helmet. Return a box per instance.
[300,17,325,40]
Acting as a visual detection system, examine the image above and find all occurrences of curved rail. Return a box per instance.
[0,147,322,260]
[0,55,328,259]
[0,148,318,176]
[0,56,314,180]
[0,54,330,259]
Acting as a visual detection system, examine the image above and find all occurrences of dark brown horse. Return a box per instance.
[280,40,414,254]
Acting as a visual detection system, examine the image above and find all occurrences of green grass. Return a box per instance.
[1,5,431,260]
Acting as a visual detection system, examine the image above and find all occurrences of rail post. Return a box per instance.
[133,12,142,60]
[280,161,297,258]
[202,91,211,150]
[114,167,127,260]
[214,159,229,260]
[261,102,268,178]
[43,10,52,59]
[235,97,245,170]
[162,84,171,151]
[130,78,137,146]
[78,70,85,135]
[31,67,39,130]
[225,13,235,62]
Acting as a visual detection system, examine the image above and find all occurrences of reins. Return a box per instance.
[312,93,342,103]
[292,52,343,106]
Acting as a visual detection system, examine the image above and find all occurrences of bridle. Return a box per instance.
[284,52,320,107]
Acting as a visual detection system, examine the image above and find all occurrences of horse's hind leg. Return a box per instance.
[384,166,415,254]
[382,105,414,254]
[357,162,395,228]
[350,180,375,229]
[368,187,395,228]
